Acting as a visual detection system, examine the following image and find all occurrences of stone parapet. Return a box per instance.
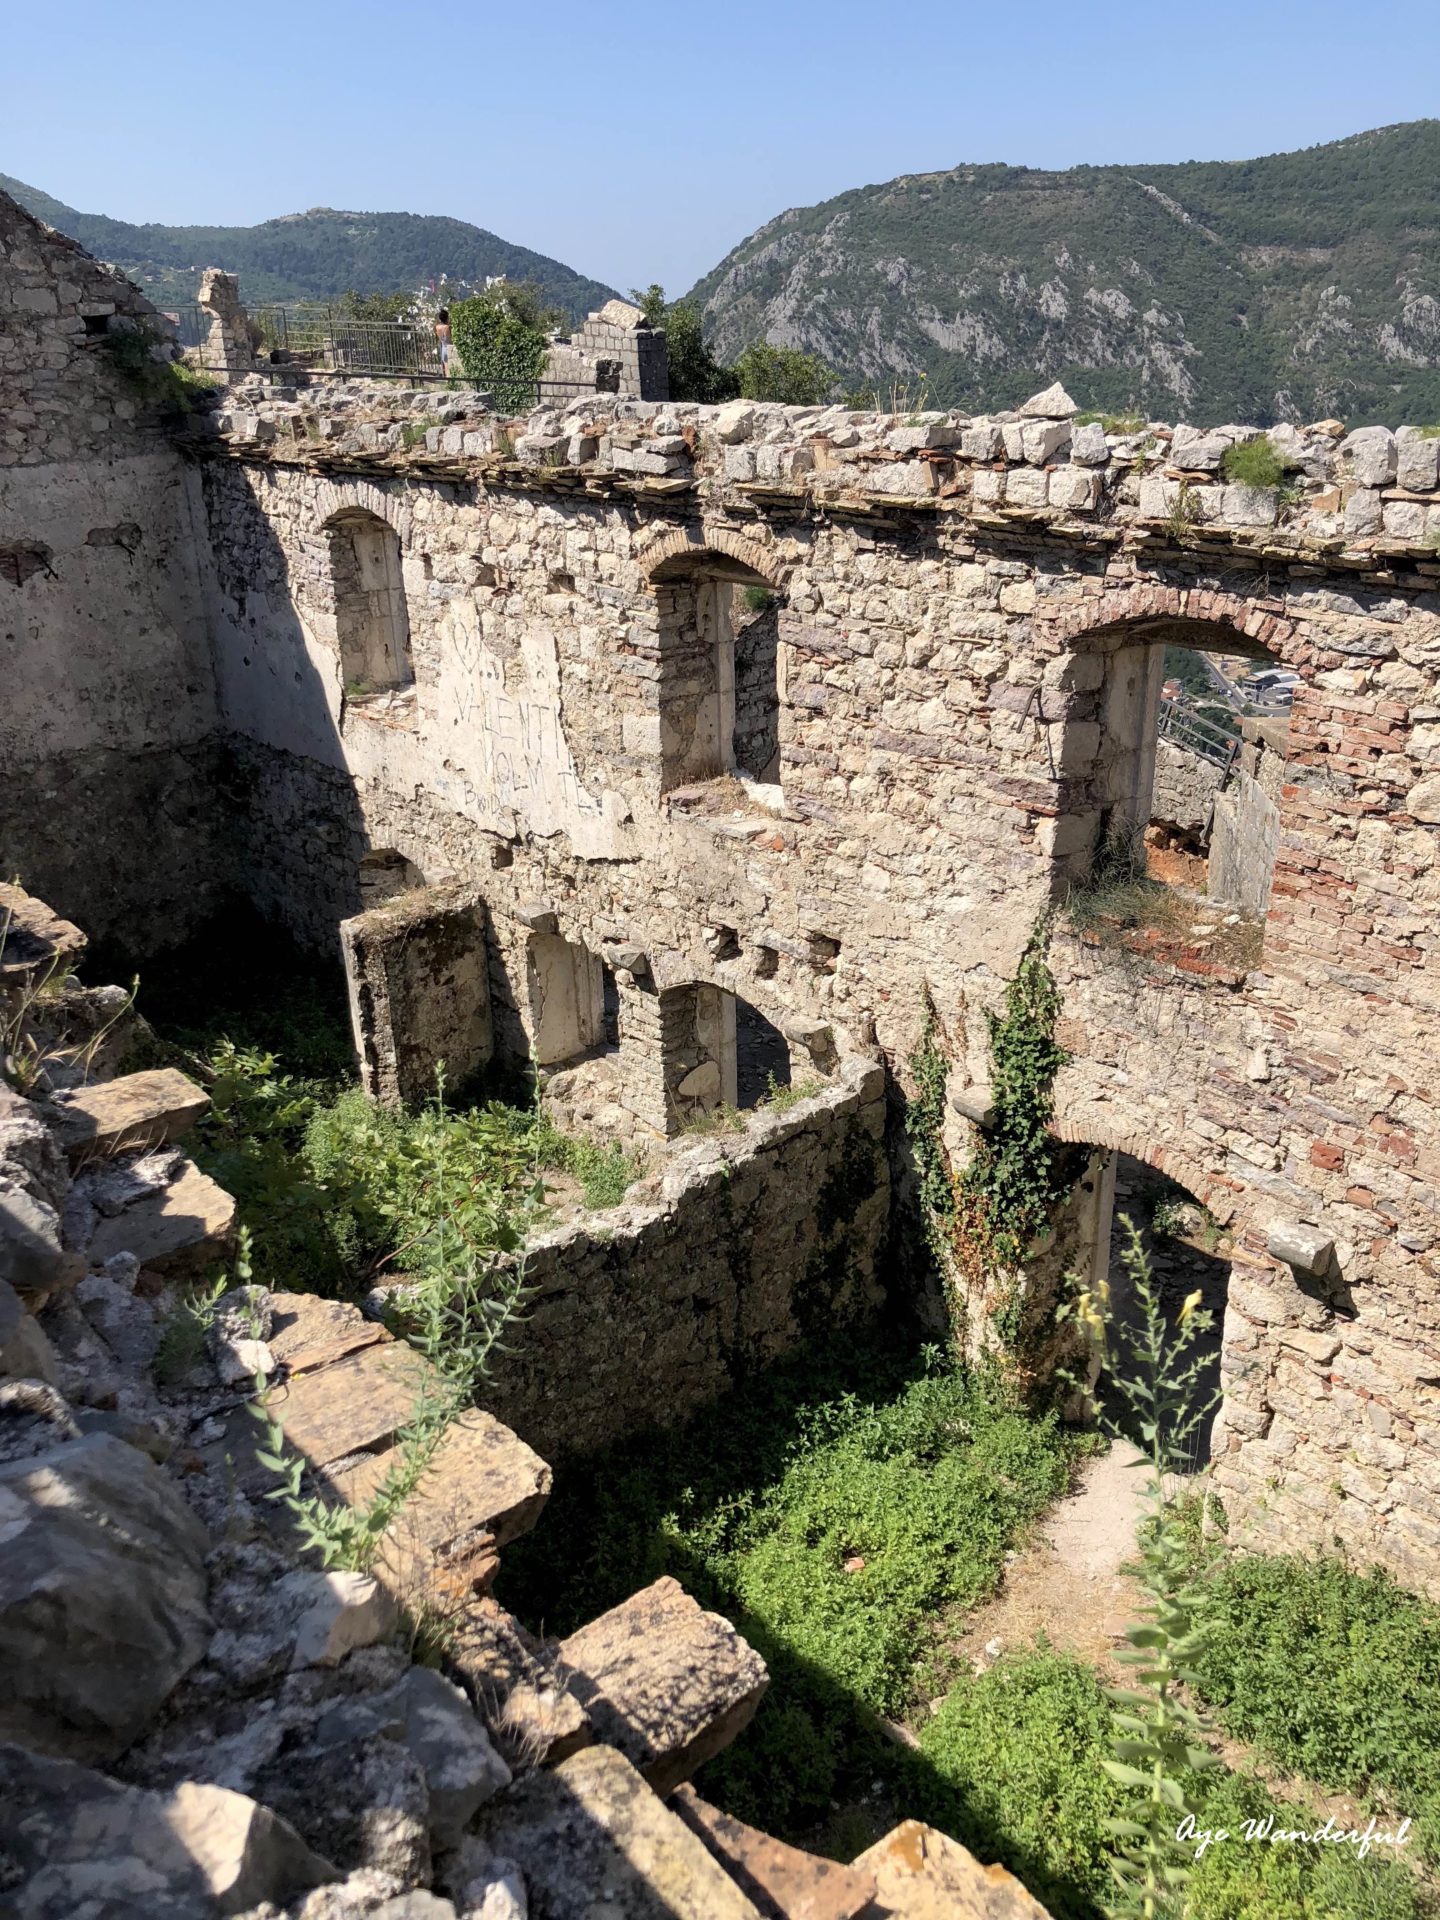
[197,376,1440,568]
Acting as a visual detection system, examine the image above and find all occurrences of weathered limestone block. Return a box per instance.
[1344,487,1384,536]
[854,1820,1052,1918]
[1266,1219,1336,1277]
[328,1406,551,1590]
[313,1666,512,1850]
[47,1067,209,1166]
[1005,468,1049,508]
[1396,434,1440,491]
[0,1744,337,1918]
[1020,419,1070,464]
[1018,381,1078,417]
[670,1785,877,1918]
[1343,424,1398,487]
[557,1576,768,1795]
[863,460,936,497]
[1047,467,1100,512]
[474,1744,763,1919]
[961,423,1003,460]
[1170,425,1234,471]
[449,1595,593,1770]
[0,882,87,985]
[0,1432,210,1761]
[1220,483,1277,527]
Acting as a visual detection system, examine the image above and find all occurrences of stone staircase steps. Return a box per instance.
[48,1067,209,1166]
[670,1784,877,1920]
[556,1575,769,1795]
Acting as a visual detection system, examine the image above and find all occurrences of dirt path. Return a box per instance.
[951,1438,1150,1682]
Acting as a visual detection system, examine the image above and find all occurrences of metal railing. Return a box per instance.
[170,302,603,413]
[1157,698,1240,771]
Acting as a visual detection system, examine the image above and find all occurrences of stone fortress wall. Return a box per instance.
[6,187,1440,1591]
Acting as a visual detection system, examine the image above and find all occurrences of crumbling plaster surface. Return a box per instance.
[0,192,221,948]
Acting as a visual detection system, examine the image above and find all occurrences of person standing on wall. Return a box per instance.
[435,308,454,378]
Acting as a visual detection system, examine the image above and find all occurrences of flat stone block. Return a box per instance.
[853,1819,1052,1917]
[84,1157,235,1279]
[49,1068,209,1166]
[670,1785,876,1918]
[474,1744,762,1919]
[329,1407,551,1574]
[558,1576,768,1795]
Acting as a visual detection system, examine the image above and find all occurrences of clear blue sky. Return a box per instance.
[5,0,1437,296]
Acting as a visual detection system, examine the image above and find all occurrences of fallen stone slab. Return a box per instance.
[267,1290,387,1374]
[473,1743,762,1918]
[260,1338,432,1471]
[0,881,86,986]
[0,1742,336,1918]
[449,1595,592,1771]
[853,1820,1052,1918]
[0,1431,210,1762]
[557,1575,768,1794]
[670,1784,875,1919]
[48,1067,210,1166]
[329,1406,551,1592]
[83,1154,236,1279]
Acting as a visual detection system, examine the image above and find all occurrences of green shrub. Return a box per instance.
[1191,1551,1440,1860]
[450,284,556,410]
[918,1654,1426,1920]
[920,1653,1122,1914]
[1221,436,1291,489]
[501,1351,1074,1833]
[733,341,837,406]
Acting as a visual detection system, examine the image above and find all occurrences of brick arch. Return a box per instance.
[639,524,786,586]
[1049,1101,1237,1225]
[1045,584,1300,665]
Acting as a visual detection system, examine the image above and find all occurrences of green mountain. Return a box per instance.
[688,122,1440,426]
[0,175,618,321]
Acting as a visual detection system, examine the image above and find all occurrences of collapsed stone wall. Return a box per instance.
[0,191,224,952]
[484,1056,890,1458]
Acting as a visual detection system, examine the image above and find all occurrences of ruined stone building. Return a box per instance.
[5,182,1440,1611]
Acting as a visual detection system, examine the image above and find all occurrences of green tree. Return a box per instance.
[450,281,560,407]
[632,283,738,403]
[733,341,837,405]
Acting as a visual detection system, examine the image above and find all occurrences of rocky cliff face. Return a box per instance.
[689,121,1440,427]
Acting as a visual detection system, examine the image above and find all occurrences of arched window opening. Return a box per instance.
[1063,623,1294,961]
[358,848,425,908]
[654,564,783,798]
[326,510,413,696]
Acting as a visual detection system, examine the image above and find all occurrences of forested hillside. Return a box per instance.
[0,176,617,320]
[688,122,1440,425]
